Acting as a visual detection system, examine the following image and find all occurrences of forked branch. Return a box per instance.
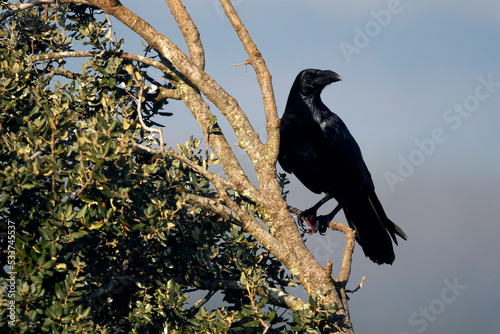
[219,0,280,167]
[288,205,356,285]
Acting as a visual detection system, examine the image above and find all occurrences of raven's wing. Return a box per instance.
[317,112,375,194]
[278,100,339,194]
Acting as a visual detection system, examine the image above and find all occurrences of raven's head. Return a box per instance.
[293,69,342,98]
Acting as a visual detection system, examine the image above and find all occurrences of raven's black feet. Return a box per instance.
[305,215,330,235]
[306,215,320,235]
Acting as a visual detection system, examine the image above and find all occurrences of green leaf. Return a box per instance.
[61,314,75,323]
[71,231,88,239]
[75,205,88,219]
[234,231,246,243]
[55,283,65,299]
[42,260,55,270]
[39,227,54,241]
[89,222,104,230]
[243,320,261,327]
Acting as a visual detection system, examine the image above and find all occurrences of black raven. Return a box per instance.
[278,69,407,265]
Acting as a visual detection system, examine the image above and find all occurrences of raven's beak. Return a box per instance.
[315,70,342,86]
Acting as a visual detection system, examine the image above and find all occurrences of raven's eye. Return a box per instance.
[304,73,312,81]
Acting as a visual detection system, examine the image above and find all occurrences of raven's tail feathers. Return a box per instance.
[343,193,406,265]
[368,194,407,244]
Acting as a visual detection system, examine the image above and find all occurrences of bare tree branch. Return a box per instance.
[44,67,80,81]
[219,0,280,171]
[128,82,165,151]
[193,278,304,311]
[287,205,356,285]
[165,0,205,70]
[185,193,242,225]
[27,50,182,99]
[346,276,365,294]
[329,222,356,285]
[165,147,237,191]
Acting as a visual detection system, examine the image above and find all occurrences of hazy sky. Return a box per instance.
[121,1,500,333]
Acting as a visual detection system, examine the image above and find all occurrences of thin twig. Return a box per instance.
[325,259,334,280]
[2,131,12,151]
[346,276,365,294]
[244,271,269,332]
[231,58,250,72]
[104,14,115,47]
[75,162,95,198]
[133,84,164,151]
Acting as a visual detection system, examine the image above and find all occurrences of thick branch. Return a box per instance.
[165,0,205,70]
[27,50,181,99]
[193,278,304,311]
[130,141,274,257]
[185,193,242,225]
[130,142,235,191]
[329,222,356,285]
[168,148,236,190]
[219,0,280,167]
[287,205,356,285]
[173,83,260,199]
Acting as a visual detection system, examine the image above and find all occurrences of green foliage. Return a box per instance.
[0,3,335,333]
[288,294,338,333]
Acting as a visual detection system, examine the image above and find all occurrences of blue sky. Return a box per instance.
[122,1,500,333]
